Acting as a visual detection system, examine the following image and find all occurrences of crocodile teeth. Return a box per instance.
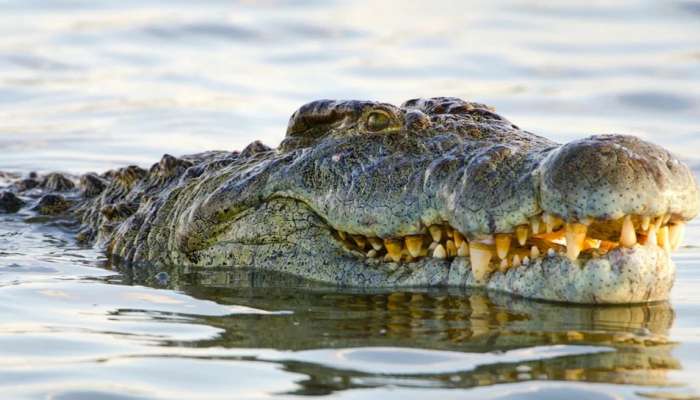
[338,212,684,269]
[352,235,367,250]
[657,226,670,252]
[469,242,493,282]
[515,225,528,246]
[368,237,383,251]
[433,243,447,259]
[530,216,542,234]
[428,225,443,243]
[457,241,469,257]
[405,235,424,257]
[544,213,562,233]
[654,216,664,230]
[446,240,457,257]
[384,238,403,262]
[565,223,587,261]
[645,227,657,247]
[620,215,637,248]
[495,234,511,260]
[512,254,521,267]
[669,222,685,250]
[454,231,465,248]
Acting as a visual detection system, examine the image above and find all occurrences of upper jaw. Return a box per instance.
[537,134,700,222]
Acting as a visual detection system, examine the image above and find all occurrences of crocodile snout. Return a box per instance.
[538,134,699,222]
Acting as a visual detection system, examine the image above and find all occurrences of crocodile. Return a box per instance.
[1,97,698,304]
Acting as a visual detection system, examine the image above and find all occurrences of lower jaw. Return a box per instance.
[339,245,674,304]
[451,245,674,304]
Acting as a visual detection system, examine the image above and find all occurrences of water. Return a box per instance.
[1,0,700,398]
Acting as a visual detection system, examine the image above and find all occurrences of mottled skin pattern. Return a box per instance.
[1,97,698,304]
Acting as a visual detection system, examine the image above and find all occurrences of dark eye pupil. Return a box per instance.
[367,112,390,131]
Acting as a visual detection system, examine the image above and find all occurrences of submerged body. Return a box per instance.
[1,98,698,304]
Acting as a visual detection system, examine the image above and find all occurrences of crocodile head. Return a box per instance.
[104,97,698,304]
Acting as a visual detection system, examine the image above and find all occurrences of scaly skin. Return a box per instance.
[1,97,698,304]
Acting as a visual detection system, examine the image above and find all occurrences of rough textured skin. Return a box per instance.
[1,97,698,304]
[538,135,698,221]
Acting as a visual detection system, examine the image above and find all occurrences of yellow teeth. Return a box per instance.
[405,235,424,258]
[654,216,664,230]
[544,213,563,233]
[446,240,457,258]
[457,241,469,257]
[352,235,367,250]
[669,223,685,251]
[429,225,443,242]
[433,243,447,259]
[512,254,521,267]
[368,237,383,251]
[384,238,403,262]
[530,216,542,234]
[565,223,587,261]
[495,234,512,260]
[516,225,528,246]
[657,226,670,252]
[620,215,637,248]
[454,231,465,248]
[333,213,685,269]
[645,227,657,248]
[469,242,494,282]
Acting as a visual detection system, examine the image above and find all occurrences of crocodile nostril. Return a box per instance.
[666,158,679,171]
[404,110,431,131]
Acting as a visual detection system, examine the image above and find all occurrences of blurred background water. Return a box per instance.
[1,0,700,399]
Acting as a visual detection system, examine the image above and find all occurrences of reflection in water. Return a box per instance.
[0,184,690,398]
[109,262,679,395]
[0,208,692,398]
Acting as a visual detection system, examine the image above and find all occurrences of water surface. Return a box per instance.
[1,1,700,399]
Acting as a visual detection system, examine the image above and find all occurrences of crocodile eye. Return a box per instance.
[366,111,391,132]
